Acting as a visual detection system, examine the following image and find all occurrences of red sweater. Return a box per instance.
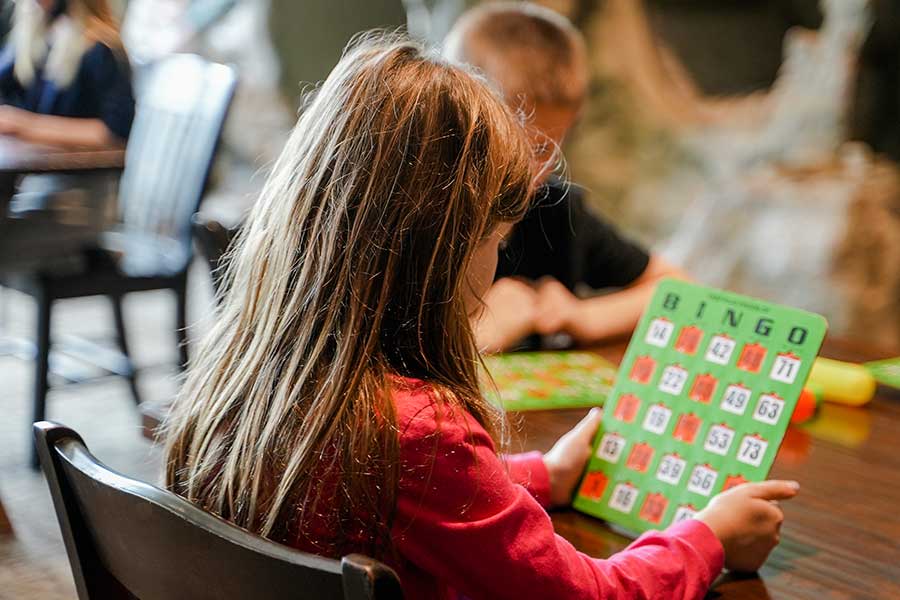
[298,378,725,599]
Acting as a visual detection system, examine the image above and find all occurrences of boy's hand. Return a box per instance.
[474,277,538,353]
[696,480,799,573]
[534,278,580,337]
[543,408,603,507]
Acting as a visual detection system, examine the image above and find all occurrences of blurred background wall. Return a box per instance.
[268,0,407,105]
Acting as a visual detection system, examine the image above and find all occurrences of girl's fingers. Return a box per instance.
[745,480,800,501]
[572,407,603,441]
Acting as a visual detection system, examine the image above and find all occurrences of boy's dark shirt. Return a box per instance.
[495,178,650,291]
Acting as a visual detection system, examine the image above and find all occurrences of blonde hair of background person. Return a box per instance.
[0,0,130,148]
[13,0,122,88]
[164,32,797,598]
[445,2,688,353]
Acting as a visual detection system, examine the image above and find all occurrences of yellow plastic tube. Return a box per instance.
[807,357,876,406]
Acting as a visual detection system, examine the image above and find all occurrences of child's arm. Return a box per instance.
[0,106,123,148]
[396,397,724,600]
[528,187,689,345]
[505,408,603,508]
[535,256,688,344]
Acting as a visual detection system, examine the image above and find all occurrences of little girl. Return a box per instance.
[164,34,797,599]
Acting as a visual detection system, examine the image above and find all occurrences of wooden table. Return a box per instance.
[0,136,124,175]
[0,135,125,200]
[516,338,900,599]
[137,336,900,595]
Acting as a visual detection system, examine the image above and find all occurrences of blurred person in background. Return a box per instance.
[446,2,687,353]
[0,0,134,271]
[0,0,134,148]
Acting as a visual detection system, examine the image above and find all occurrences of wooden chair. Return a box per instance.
[33,421,404,600]
[191,215,240,296]
[3,55,237,466]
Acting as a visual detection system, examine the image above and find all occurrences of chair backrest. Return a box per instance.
[117,55,237,267]
[191,215,240,295]
[33,422,403,600]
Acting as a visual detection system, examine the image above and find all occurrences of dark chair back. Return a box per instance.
[113,55,237,275]
[191,215,240,295]
[33,422,403,600]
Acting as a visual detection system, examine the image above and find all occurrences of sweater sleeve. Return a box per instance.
[393,395,723,600]
[504,451,552,508]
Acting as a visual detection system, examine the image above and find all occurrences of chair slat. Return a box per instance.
[117,55,237,270]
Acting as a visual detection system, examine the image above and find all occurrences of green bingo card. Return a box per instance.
[573,279,827,534]
[484,352,616,411]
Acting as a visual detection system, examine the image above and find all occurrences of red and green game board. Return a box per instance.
[484,352,616,411]
[573,279,827,534]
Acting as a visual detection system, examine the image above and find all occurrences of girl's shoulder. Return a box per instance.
[389,376,492,449]
[389,375,451,427]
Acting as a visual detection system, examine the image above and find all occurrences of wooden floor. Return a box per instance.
[0,262,214,599]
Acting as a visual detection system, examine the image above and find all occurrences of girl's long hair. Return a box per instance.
[13,0,123,88]
[164,34,541,557]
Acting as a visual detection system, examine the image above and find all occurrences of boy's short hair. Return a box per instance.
[444,2,588,109]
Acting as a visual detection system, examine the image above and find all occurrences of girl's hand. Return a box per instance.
[543,408,603,506]
[0,106,34,137]
[696,480,799,572]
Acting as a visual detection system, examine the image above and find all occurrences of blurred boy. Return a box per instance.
[445,1,686,353]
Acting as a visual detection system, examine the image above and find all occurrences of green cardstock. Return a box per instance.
[865,357,900,389]
[484,352,616,411]
[573,279,827,535]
